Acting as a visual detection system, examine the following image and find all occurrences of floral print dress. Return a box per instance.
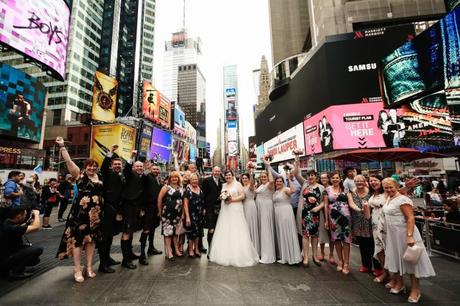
[324,186,352,243]
[161,185,184,237]
[184,186,205,239]
[301,185,322,237]
[57,173,103,259]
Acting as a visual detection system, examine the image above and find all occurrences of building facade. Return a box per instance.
[223,65,240,170]
[254,55,270,118]
[161,31,202,102]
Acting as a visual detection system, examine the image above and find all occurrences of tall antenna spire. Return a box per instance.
[182,0,186,31]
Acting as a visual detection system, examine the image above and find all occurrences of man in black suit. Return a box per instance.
[98,145,123,273]
[202,166,222,253]
[140,162,163,265]
[121,150,146,269]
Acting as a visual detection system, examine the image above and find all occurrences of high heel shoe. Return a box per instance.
[408,294,421,303]
[165,255,175,261]
[385,282,395,289]
[328,256,336,265]
[86,269,96,278]
[317,254,325,261]
[336,261,343,272]
[312,257,322,267]
[390,286,406,295]
[302,260,309,267]
[342,263,350,275]
[74,270,84,283]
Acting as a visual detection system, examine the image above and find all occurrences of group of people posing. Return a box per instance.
[1,137,437,304]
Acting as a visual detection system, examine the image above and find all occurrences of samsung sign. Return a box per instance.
[348,63,377,72]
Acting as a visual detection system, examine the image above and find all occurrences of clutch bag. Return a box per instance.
[403,244,424,264]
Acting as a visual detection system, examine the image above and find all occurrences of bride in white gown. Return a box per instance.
[209,170,259,267]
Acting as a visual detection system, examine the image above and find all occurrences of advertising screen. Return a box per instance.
[264,123,305,163]
[150,128,172,164]
[0,63,46,143]
[0,0,71,80]
[91,71,118,122]
[158,92,171,128]
[256,144,264,166]
[255,24,415,143]
[228,141,238,157]
[173,138,186,160]
[142,81,171,128]
[304,102,389,155]
[138,124,152,159]
[173,104,186,136]
[248,136,257,160]
[90,124,137,166]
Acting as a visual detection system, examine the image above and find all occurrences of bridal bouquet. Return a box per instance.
[220,190,231,203]
[292,148,303,155]
[246,161,256,169]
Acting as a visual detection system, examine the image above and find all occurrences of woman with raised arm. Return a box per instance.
[324,171,352,275]
[56,137,103,283]
[273,176,302,265]
[241,168,259,254]
[256,156,276,264]
[292,155,324,266]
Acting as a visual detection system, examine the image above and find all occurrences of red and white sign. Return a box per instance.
[264,123,305,163]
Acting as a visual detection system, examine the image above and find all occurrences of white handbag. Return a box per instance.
[403,244,424,264]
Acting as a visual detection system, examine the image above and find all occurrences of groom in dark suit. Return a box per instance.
[202,166,222,254]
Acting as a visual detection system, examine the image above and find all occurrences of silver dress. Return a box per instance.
[243,186,260,255]
[256,183,276,263]
[273,189,302,264]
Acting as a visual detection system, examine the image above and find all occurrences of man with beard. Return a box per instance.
[121,150,147,269]
[140,163,163,265]
[202,166,222,256]
[98,145,123,273]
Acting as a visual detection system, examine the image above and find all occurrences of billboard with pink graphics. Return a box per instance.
[304,102,401,155]
[0,0,71,81]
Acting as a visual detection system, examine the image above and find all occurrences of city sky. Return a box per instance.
[153,0,273,156]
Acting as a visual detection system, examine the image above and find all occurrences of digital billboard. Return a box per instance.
[255,24,415,143]
[150,128,172,164]
[0,0,71,80]
[0,63,46,143]
[90,124,137,166]
[138,124,152,159]
[248,136,257,160]
[142,81,171,128]
[173,104,186,137]
[91,71,118,122]
[264,123,304,163]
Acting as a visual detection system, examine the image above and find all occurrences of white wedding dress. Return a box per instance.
[209,182,259,267]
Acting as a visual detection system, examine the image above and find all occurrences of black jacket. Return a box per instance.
[101,154,124,206]
[202,176,223,211]
[143,173,162,206]
[122,160,147,203]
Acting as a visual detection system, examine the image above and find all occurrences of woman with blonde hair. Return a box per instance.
[382,178,435,303]
[158,171,184,260]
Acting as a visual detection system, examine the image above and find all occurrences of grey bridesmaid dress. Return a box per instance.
[256,183,276,263]
[244,186,260,255]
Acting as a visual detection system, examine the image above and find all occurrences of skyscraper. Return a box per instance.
[177,63,206,138]
[0,0,104,125]
[100,0,156,116]
[223,65,240,170]
[255,55,270,118]
[162,31,202,102]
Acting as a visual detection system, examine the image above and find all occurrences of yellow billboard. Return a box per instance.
[90,124,136,166]
[91,71,118,122]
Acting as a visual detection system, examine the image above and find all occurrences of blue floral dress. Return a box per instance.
[184,186,205,239]
[161,185,184,237]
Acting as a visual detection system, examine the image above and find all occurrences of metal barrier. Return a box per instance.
[416,217,460,260]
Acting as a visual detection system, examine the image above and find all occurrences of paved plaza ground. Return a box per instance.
[1,210,459,305]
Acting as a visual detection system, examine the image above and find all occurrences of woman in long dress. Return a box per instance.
[273,177,302,265]
[209,170,258,267]
[55,137,103,283]
[256,157,276,264]
[382,178,435,303]
[318,173,335,264]
[241,172,259,255]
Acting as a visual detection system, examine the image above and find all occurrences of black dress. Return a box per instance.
[184,186,205,239]
[57,173,103,259]
[161,185,184,237]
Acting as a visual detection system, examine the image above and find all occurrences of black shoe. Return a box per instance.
[139,256,149,266]
[98,265,115,273]
[147,247,163,256]
[200,248,207,253]
[108,257,121,266]
[121,260,137,269]
[9,271,33,281]
[129,253,140,260]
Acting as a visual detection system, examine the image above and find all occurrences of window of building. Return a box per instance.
[53,109,62,125]
[84,133,89,142]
